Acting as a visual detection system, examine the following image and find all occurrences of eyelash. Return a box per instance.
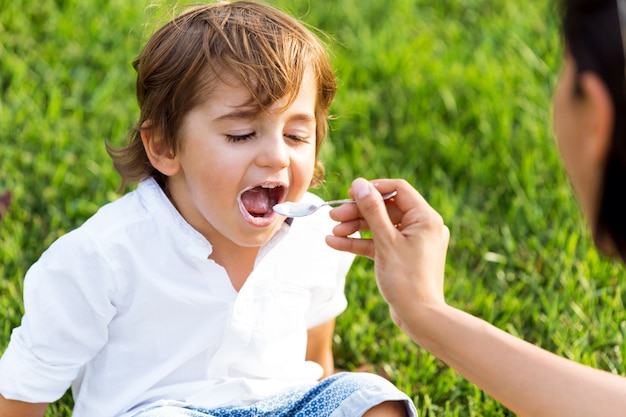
[286,134,309,143]
[225,133,309,143]
[226,133,256,142]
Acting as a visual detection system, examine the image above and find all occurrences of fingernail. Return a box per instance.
[352,178,370,199]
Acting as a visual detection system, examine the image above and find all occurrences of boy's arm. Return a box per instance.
[0,395,47,417]
[305,319,336,378]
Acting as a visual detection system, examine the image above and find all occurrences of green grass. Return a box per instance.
[1,0,625,416]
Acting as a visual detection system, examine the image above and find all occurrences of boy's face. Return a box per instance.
[166,68,318,251]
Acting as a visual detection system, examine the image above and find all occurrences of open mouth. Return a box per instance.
[239,184,285,218]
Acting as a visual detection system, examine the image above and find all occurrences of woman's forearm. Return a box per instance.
[406,303,626,417]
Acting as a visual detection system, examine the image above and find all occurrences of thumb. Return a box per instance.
[350,178,397,243]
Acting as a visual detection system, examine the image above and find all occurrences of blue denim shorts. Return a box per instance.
[133,372,417,417]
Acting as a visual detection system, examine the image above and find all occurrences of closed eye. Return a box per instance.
[285,134,310,144]
[226,132,256,142]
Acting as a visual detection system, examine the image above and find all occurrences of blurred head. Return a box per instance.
[108,0,336,190]
[556,0,626,259]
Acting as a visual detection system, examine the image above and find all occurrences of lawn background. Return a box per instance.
[2,0,626,416]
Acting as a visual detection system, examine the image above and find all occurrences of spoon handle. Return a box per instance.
[325,190,397,207]
[324,198,356,206]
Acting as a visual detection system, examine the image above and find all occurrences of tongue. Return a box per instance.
[241,187,274,216]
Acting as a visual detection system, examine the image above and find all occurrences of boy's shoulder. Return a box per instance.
[66,179,170,246]
[81,185,149,233]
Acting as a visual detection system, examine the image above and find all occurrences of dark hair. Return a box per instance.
[107,1,336,190]
[562,0,626,259]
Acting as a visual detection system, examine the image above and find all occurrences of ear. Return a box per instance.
[140,120,180,176]
[579,72,614,166]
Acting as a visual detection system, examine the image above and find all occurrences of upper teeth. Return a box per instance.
[262,184,279,189]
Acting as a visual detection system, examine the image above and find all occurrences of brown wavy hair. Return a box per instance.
[107,1,336,190]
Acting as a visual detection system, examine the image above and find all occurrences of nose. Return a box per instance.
[256,132,290,169]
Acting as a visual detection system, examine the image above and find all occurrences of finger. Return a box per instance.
[381,199,404,226]
[325,235,375,259]
[328,201,362,223]
[331,219,369,238]
[348,178,399,244]
[363,178,434,216]
[330,198,403,227]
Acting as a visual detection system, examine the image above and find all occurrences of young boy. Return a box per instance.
[0,2,416,417]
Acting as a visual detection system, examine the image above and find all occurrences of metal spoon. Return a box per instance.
[273,191,397,217]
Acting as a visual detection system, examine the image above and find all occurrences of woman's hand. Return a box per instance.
[325,178,450,331]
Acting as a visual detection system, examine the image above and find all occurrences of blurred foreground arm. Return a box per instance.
[325,177,626,417]
[306,319,336,378]
[0,394,47,417]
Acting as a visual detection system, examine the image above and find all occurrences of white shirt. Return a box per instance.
[0,179,354,417]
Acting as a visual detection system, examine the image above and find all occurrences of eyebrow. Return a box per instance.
[285,113,316,125]
[213,109,316,124]
[213,108,260,122]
